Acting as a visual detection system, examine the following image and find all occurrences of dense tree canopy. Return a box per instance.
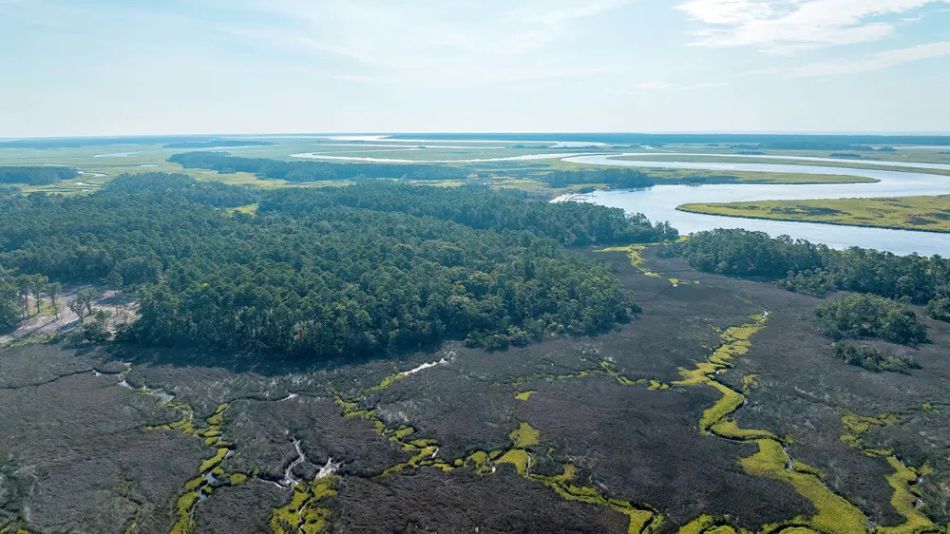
[0,173,674,357]
[0,166,77,185]
[258,182,677,246]
[927,285,950,321]
[170,151,470,182]
[816,294,928,345]
[669,229,949,319]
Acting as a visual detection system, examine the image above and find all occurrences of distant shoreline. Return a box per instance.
[676,202,950,235]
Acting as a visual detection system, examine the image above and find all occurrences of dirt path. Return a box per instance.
[0,287,136,348]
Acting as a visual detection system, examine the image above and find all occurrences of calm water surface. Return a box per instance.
[557,154,950,256]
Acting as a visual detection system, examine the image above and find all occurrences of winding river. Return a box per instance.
[290,147,949,255]
[558,154,950,256]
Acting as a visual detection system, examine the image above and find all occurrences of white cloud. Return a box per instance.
[676,0,950,53]
[215,0,638,88]
[788,40,950,77]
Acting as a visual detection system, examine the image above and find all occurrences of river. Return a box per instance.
[609,152,950,172]
[557,154,950,256]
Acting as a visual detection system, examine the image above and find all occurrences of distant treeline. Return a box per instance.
[544,169,656,189]
[258,182,677,246]
[0,166,77,185]
[170,151,470,181]
[163,139,272,149]
[542,168,742,189]
[0,174,675,357]
[666,229,950,321]
[388,133,950,150]
[0,136,268,149]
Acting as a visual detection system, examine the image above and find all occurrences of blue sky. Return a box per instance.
[2,0,949,136]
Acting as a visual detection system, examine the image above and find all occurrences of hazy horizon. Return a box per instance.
[3,0,949,137]
[4,130,950,142]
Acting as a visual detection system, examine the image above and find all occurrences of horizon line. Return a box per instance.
[4,130,950,142]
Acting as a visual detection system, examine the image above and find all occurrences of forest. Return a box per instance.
[0,174,675,356]
[258,182,677,246]
[668,228,950,320]
[0,166,77,185]
[169,151,470,182]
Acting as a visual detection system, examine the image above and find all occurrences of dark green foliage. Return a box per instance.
[0,174,655,358]
[163,140,270,149]
[674,229,949,311]
[258,182,677,246]
[103,172,260,207]
[543,169,656,189]
[81,310,111,342]
[169,151,470,182]
[928,286,950,322]
[833,341,920,374]
[780,269,835,296]
[0,166,77,185]
[543,168,724,188]
[673,229,823,277]
[0,273,20,329]
[0,269,52,329]
[816,294,928,345]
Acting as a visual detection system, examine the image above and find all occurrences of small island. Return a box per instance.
[678,195,950,233]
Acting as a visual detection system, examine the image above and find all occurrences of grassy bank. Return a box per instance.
[678,195,950,233]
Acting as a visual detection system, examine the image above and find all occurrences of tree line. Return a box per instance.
[258,182,677,246]
[0,174,675,357]
[0,166,77,185]
[0,270,63,330]
[543,169,657,189]
[666,229,949,321]
[541,168,736,189]
[169,151,470,182]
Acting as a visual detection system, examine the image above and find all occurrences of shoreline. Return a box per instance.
[675,204,950,235]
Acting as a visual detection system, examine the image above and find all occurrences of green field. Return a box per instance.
[677,195,950,233]
[0,138,888,197]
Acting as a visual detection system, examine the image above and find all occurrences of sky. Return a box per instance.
[1,0,949,137]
